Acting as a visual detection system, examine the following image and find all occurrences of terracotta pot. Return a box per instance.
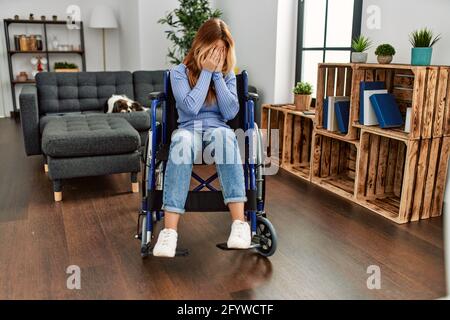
[377,55,393,64]
[294,94,312,111]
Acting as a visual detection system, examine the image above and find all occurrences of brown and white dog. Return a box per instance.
[105,95,146,113]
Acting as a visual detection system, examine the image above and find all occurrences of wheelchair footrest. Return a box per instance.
[142,244,189,257]
[216,242,261,251]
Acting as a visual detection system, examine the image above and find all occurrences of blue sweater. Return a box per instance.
[170,63,240,130]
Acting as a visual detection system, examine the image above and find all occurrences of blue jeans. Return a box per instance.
[162,127,247,214]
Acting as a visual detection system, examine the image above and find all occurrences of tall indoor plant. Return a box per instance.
[409,28,441,66]
[158,0,222,65]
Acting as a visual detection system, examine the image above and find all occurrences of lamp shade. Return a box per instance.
[89,5,118,29]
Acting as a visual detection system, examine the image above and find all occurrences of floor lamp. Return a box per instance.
[89,5,118,71]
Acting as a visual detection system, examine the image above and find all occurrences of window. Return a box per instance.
[295,0,363,95]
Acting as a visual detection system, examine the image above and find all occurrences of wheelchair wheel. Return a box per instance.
[255,216,277,257]
[140,215,149,258]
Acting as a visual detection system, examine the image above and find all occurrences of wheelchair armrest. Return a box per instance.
[248,92,259,102]
[149,91,165,100]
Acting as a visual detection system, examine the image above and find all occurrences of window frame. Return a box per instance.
[295,0,363,82]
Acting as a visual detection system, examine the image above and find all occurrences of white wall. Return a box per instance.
[138,0,178,71]
[214,0,279,104]
[118,0,141,71]
[362,0,450,65]
[0,0,123,116]
[274,0,298,104]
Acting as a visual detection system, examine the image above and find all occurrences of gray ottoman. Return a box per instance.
[42,115,141,201]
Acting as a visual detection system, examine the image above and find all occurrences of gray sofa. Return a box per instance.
[19,71,164,201]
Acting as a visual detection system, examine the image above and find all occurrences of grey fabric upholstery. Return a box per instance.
[47,152,141,180]
[19,86,41,155]
[36,71,134,114]
[42,115,140,158]
[133,70,165,108]
[39,111,150,134]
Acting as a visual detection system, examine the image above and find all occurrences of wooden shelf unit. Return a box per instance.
[356,132,450,223]
[315,63,356,141]
[261,104,314,181]
[263,63,450,224]
[3,18,86,117]
[351,64,450,140]
[311,132,358,201]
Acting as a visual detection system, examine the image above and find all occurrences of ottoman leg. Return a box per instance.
[53,179,62,202]
[43,155,48,173]
[131,172,139,193]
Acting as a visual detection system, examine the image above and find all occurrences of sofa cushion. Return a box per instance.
[40,111,150,134]
[42,115,140,158]
[133,71,165,108]
[107,111,150,131]
[36,72,134,115]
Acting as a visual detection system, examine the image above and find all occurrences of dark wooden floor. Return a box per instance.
[0,118,446,299]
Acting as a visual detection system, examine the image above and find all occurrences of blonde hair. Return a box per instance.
[183,18,236,105]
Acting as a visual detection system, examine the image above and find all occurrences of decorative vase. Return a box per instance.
[411,47,433,66]
[294,94,312,111]
[351,52,368,63]
[377,55,393,64]
[52,36,58,51]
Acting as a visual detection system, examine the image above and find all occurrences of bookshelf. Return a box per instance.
[263,62,450,224]
[3,18,86,118]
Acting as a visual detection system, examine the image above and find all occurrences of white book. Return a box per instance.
[327,96,350,132]
[404,107,412,133]
[362,89,388,126]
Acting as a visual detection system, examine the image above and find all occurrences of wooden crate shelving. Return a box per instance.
[315,63,356,141]
[311,133,359,201]
[266,63,450,224]
[262,104,314,181]
[352,64,450,140]
[356,132,450,223]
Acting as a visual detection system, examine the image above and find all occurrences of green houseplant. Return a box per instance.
[375,44,396,64]
[409,28,441,66]
[158,0,222,65]
[351,36,372,63]
[293,82,313,111]
[54,61,79,72]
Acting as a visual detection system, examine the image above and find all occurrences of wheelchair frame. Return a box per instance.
[136,70,277,257]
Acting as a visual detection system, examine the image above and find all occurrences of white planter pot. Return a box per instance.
[351,52,368,63]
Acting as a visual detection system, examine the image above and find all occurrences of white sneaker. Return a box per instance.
[227,220,251,249]
[153,228,178,257]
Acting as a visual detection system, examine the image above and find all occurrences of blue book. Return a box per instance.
[334,101,350,134]
[369,94,404,128]
[323,97,328,129]
[360,81,386,125]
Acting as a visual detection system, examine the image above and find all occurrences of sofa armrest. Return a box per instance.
[19,86,41,155]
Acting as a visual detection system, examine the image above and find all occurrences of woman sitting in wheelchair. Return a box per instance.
[153,18,250,257]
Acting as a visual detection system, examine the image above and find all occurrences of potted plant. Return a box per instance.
[351,36,372,63]
[158,0,222,65]
[375,44,396,64]
[54,62,79,72]
[409,28,441,66]
[293,82,313,111]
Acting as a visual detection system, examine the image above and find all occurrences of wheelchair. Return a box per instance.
[135,70,277,258]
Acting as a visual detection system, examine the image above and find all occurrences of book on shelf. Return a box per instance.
[404,107,412,133]
[369,94,404,128]
[326,96,350,132]
[334,101,350,134]
[323,98,329,129]
[359,81,387,126]
[322,96,350,131]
